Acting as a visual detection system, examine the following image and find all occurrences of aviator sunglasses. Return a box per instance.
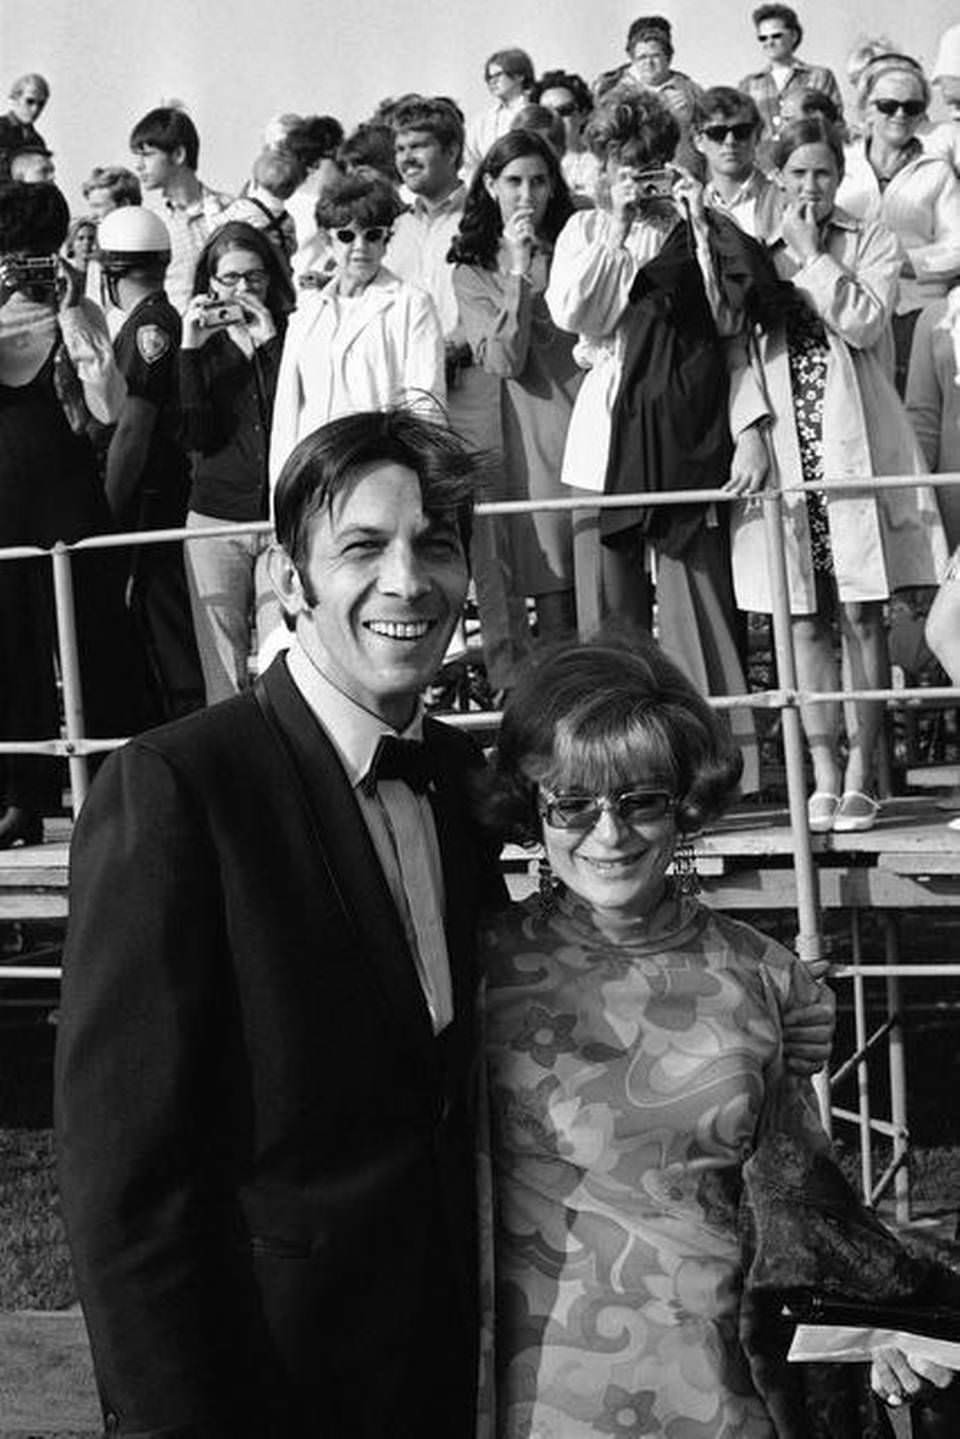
[701,122,756,143]
[538,786,676,831]
[872,98,925,117]
[333,226,390,245]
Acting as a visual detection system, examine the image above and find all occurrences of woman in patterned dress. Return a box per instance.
[480,636,837,1438]
[727,117,947,835]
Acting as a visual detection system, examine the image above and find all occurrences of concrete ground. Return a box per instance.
[0,1306,98,1437]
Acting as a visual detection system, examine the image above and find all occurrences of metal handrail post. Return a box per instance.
[760,485,829,1128]
[51,541,89,815]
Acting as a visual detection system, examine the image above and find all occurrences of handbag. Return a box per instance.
[738,1067,960,1439]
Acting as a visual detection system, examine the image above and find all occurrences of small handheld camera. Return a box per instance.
[634,169,675,202]
[2,253,59,296]
[198,298,246,328]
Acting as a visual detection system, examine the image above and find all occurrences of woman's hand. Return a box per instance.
[181,295,213,350]
[781,200,821,263]
[608,166,643,243]
[871,1347,955,1407]
[725,424,769,496]
[56,256,85,311]
[503,204,537,276]
[236,293,276,347]
[670,164,706,227]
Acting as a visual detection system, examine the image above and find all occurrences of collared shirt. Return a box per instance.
[738,59,843,163]
[705,167,783,243]
[285,637,453,1033]
[464,95,528,175]
[159,180,234,314]
[385,185,466,341]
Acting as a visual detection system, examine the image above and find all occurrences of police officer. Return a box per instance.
[98,207,204,718]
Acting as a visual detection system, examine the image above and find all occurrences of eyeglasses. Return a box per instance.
[214,269,268,289]
[758,30,788,42]
[701,122,756,143]
[333,226,389,245]
[872,98,925,118]
[486,69,505,83]
[550,101,578,118]
[538,786,676,831]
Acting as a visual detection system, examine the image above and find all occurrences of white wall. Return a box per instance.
[3,0,958,210]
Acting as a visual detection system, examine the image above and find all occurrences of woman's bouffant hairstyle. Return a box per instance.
[0,181,69,254]
[530,70,594,116]
[447,129,574,270]
[752,4,802,46]
[314,171,403,232]
[191,220,296,323]
[584,88,679,166]
[856,52,930,116]
[81,165,142,207]
[336,124,398,183]
[772,115,845,176]
[481,633,743,844]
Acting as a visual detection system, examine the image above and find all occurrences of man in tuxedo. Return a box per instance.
[55,409,503,1438]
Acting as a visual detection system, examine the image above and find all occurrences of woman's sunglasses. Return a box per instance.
[538,787,676,831]
[700,122,756,143]
[333,226,389,245]
[872,98,925,117]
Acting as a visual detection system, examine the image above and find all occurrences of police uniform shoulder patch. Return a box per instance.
[136,324,171,364]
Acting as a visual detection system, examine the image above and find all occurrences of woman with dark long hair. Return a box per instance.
[450,129,579,639]
[180,220,294,702]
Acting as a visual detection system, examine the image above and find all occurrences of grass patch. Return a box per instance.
[0,1130,75,1310]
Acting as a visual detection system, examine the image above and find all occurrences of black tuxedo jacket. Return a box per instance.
[55,658,504,1438]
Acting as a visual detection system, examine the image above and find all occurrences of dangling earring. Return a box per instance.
[537,854,561,915]
[671,834,700,898]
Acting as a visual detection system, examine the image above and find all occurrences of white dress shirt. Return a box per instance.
[286,638,453,1033]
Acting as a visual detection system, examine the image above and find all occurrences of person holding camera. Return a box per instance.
[545,88,759,788]
[180,220,294,702]
[0,181,144,846]
[98,205,204,719]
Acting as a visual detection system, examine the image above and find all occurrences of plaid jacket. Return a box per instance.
[738,60,843,167]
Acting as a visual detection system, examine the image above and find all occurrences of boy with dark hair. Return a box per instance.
[129,104,232,312]
[693,85,781,240]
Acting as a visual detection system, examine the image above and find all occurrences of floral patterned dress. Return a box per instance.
[484,891,819,1439]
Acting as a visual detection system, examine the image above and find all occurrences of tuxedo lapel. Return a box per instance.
[256,661,437,1059]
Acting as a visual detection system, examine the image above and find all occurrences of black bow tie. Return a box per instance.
[361,735,437,796]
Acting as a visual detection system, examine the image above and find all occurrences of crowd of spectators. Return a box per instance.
[2,7,960,845]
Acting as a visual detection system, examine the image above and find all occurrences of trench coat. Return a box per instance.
[268,268,445,490]
[728,208,948,615]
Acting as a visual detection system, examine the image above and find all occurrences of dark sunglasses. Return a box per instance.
[701,122,756,143]
[333,226,389,245]
[550,101,579,118]
[759,30,788,41]
[872,98,925,117]
[538,786,676,831]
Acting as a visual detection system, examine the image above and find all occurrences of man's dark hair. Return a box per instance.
[390,96,465,167]
[529,70,594,115]
[274,410,484,578]
[0,180,69,253]
[752,4,802,46]
[284,115,344,169]
[129,107,200,170]
[485,48,535,87]
[336,123,398,183]
[694,86,762,129]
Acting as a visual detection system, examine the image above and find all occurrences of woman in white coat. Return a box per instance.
[268,171,445,488]
[729,117,948,834]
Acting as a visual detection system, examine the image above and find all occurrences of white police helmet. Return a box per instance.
[97,207,171,274]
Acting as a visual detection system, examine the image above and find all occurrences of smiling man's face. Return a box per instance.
[276,462,468,728]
